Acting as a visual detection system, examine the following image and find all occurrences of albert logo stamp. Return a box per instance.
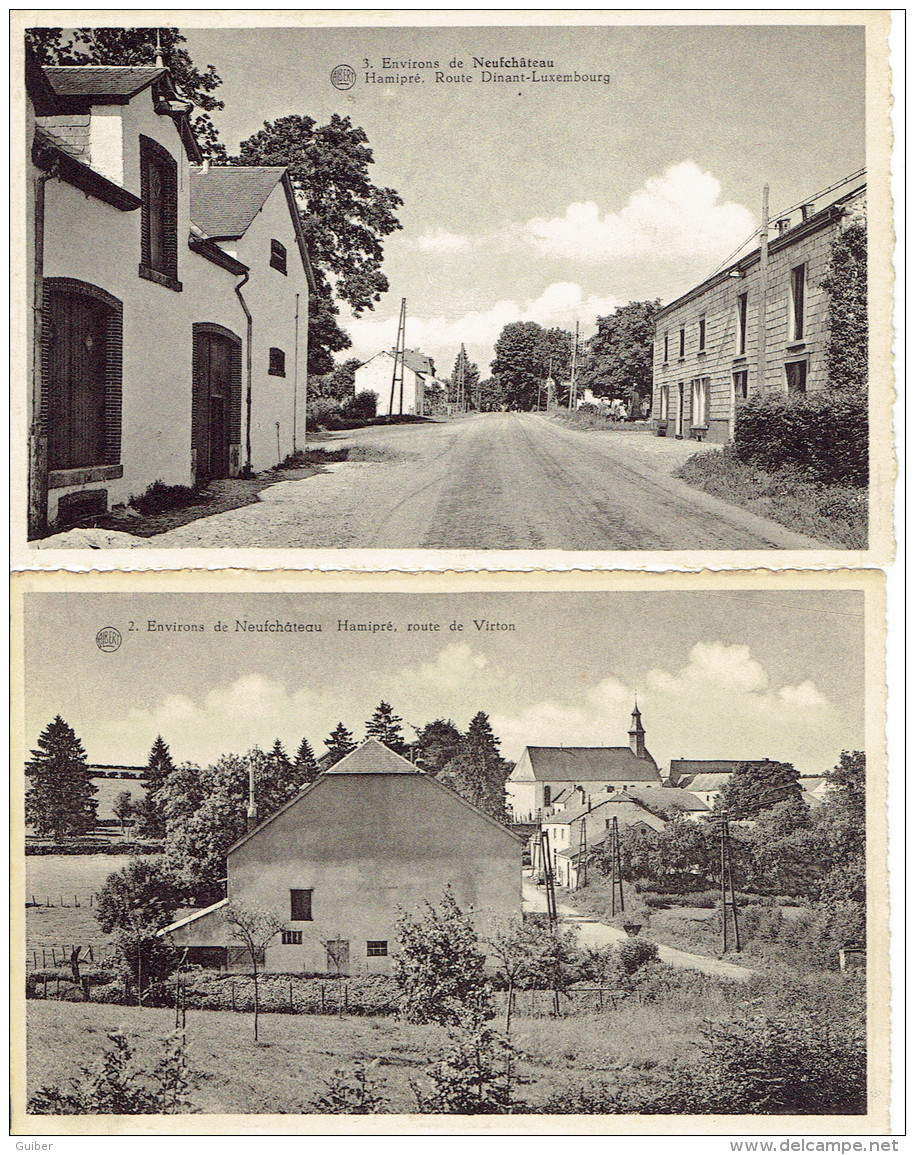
[95,626,121,652]
[330,64,356,90]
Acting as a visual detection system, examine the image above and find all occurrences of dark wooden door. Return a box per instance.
[47,289,109,469]
[195,330,236,483]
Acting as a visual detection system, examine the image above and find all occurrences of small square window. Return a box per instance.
[290,888,313,921]
[270,239,287,275]
[269,347,286,377]
[282,930,303,945]
[367,940,388,957]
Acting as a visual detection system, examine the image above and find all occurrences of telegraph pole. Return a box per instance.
[608,815,624,916]
[568,321,580,410]
[718,812,741,952]
[387,297,406,416]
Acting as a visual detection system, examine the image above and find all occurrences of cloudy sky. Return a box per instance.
[23,589,865,778]
[180,21,866,376]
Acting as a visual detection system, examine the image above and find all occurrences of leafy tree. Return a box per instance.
[486,919,583,1032]
[394,888,490,1025]
[577,300,661,409]
[25,716,98,841]
[29,1029,193,1115]
[364,700,409,756]
[232,115,403,374]
[477,376,504,412]
[26,27,226,159]
[824,750,866,821]
[224,905,284,1042]
[324,722,357,767]
[440,713,510,819]
[112,791,134,838]
[310,357,362,402]
[721,760,803,820]
[415,1025,519,1114]
[490,322,571,411]
[95,859,186,935]
[414,718,463,776]
[822,223,867,391]
[112,932,180,999]
[293,736,320,785]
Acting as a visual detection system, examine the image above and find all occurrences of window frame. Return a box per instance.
[663,332,669,363]
[785,358,808,395]
[270,239,288,275]
[366,941,389,957]
[737,292,748,355]
[790,263,806,341]
[698,314,706,353]
[138,135,181,292]
[268,346,286,377]
[290,888,313,922]
[733,369,749,404]
[678,327,686,359]
[281,929,303,945]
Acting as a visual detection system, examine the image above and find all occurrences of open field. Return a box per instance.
[25,855,131,962]
[24,996,715,1114]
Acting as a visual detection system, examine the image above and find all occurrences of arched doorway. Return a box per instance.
[192,324,242,485]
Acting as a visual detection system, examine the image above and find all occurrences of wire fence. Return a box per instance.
[27,943,115,971]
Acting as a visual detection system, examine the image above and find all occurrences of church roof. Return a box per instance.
[522,746,660,782]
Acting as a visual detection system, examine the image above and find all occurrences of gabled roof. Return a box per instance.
[228,738,523,854]
[670,759,771,775]
[359,349,435,378]
[158,897,228,936]
[623,786,710,813]
[32,127,142,212]
[44,65,168,101]
[190,166,286,239]
[544,793,667,827]
[678,773,734,791]
[521,746,660,782]
[325,737,421,776]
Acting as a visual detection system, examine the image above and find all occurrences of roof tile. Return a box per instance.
[44,66,166,99]
[190,166,286,238]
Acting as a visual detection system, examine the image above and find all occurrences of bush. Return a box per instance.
[346,390,377,420]
[129,480,210,515]
[29,1029,194,1114]
[617,939,659,975]
[414,1025,520,1114]
[734,393,867,486]
[309,1060,386,1113]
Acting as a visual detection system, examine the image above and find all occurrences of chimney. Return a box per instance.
[200,157,210,175]
[629,700,646,759]
[776,217,792,236]
[246,761,258,832]
[800,203,815,221]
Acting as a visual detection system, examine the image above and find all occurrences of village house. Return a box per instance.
[354,348,439,417]
[651,175,866,443]
[505,704,663,822]
[667,758,775,808]
[161,739,523,975]
[25,48,313,533]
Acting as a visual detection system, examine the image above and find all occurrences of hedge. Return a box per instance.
[734,392,867,486]
[26,842,163,856]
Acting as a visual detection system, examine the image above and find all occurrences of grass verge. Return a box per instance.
[676,445,867,548]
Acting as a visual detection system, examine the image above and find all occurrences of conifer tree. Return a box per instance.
[324,722,357,767]
[25,716,98,840]
[134,735,176,839]
[364,701,409,756]
[293,736,320,784]
[440,713,510,819]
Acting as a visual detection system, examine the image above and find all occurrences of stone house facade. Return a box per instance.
[651,179,866,444]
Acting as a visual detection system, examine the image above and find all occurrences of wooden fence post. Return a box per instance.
[231,981,236,1012]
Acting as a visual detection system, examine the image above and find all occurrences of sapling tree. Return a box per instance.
[225,905,284,1042]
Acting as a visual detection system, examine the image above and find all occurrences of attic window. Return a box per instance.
[139,135,181,291]
[270,240,287,275]
[269,347,286,377]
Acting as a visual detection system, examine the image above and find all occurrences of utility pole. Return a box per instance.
[608,815,624,916]
[387,297,406,416]
[755,185,769,398]
[568,321,579,410]
[576,817,588,890]
[718,812,741,952]
[539,829,558,927]
[458,343,466,414]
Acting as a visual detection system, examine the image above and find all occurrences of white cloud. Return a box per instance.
[345,281,620,364]
[414,229,472,254]
[516,161,756,263]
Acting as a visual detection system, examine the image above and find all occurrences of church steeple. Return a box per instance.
[629,699,646,759]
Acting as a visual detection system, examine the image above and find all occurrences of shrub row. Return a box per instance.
[26,841,162,855]
[734,392,867,486]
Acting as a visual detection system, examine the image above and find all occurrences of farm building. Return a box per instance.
[651,175,865,443]
[161,739,523,974]
[25,47,314,534]
[353,348,440,417]
[505,704,663,822]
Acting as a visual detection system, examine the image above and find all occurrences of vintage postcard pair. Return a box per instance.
[9,9,900,1139]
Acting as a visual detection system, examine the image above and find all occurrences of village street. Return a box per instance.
[521,880,754,982]
[146,413,824,551]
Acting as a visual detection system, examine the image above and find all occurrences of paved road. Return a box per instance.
[521,880,753,982]
[148,412,825,551]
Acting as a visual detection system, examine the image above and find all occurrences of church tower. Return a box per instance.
[629,700,646,759]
